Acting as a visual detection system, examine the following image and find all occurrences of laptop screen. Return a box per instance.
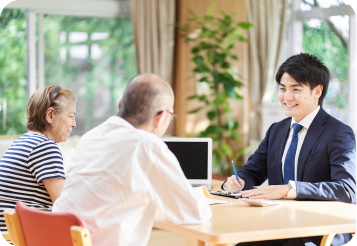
[165,141,208,179]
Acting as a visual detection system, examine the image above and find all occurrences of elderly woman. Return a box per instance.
[0,85,76,232]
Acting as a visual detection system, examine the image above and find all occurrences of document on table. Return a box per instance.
[192,186,232,205]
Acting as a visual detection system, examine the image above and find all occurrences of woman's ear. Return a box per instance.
[45,108,56,124]
[118,100,122,111]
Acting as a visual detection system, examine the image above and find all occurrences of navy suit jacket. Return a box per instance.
[236,107,356,203]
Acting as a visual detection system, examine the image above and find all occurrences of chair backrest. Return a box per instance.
[15,201,89,246]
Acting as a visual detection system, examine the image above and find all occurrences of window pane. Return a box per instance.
[43,15,137,135]
[303,16,349,124]
[0,9,28,135]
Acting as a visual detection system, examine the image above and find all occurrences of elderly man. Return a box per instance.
[53,74,212,246]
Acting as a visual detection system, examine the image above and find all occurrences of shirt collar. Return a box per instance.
[290,105,320,130]
[109,115,136,129]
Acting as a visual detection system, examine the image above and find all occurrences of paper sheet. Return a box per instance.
[193,186,232,205]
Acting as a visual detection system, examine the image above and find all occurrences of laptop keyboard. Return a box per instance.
[191,184,204,187]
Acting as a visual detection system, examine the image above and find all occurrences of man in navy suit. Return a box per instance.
[223,53,356,246]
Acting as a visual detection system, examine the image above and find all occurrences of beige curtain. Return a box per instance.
[131,0,176,85]
[246,0,287,141]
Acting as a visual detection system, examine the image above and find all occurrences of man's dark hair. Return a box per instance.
[275,53,330,105]
[118,73,173,127]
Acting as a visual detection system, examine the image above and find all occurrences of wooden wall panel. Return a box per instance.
[174,0,249,153]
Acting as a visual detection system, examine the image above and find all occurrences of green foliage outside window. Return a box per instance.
[0,9,28,135]
[303,19,348,109]
[43,15,137,135]
[0,10,137,136]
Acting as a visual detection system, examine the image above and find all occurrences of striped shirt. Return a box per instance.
[0,133,65,232]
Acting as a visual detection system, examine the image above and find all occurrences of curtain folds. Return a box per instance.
[246,0,287,140]
[131,0,176,85]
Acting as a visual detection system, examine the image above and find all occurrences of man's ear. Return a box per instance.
[45,108,56,124]
[314,85,323,99]
[152,112,164,130]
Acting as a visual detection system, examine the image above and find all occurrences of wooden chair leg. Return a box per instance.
[71,225,92,246]
[320,234,336,246]
[1,232,10,241]
[4,209,26,246]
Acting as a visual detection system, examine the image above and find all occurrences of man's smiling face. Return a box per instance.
[278,73,322,122]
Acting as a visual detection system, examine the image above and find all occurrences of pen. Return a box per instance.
[231,160,240,182]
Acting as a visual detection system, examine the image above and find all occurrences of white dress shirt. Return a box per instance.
[53,116,212,246]
[282,105,320,198]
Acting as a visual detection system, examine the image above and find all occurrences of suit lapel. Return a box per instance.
[296,108,328,181]
[275,119,291,184]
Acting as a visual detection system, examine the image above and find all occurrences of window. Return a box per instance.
[303,15,349,124]
[43,15,136,135]
[0,9,28,135]
[277,0,355,126]
[1,1,135,136]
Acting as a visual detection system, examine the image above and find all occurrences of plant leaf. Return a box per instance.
[226,28,243,46]
[199,77,208,82]
[192,56,209,72]
[191,47,200,53]
[207,3,215,16]
[230,54,238,60]
[187,9,199,20]
[207,111,216,120]
[187,95,197,100]
[204,15,214,22]
[234,91,243,99]
[226,111,234,128]
[236,22,253,29]
[188,107,203,114]
[201,26,215,38]
[234,146,250,159]
[221,141,233,158]
[213,93,226,104]
[213,52,226,66]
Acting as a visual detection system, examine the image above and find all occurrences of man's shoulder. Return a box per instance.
[267,117,291,134]
[82,116,166,148]
[317,108,354,135]
[325,112,351,128]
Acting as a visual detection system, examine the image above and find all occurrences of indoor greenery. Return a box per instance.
[180,4,252,175]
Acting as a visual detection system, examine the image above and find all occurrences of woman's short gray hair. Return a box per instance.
[26,85,76,132]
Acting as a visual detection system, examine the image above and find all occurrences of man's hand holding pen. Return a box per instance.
[225,175,245,193]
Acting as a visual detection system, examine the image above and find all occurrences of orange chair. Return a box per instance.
[1,231,10,241]
[3,201,92,246]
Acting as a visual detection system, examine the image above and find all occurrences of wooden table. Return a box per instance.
[153,180,356,246]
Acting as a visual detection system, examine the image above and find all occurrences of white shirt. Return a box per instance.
[53,116,212,246]
[282,106,320,198]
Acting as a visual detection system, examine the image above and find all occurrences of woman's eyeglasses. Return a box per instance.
[157,110,177,121]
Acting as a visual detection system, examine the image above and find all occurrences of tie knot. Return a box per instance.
[293,123,303,135]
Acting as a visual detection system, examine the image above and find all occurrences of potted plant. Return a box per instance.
[180,3,252,175]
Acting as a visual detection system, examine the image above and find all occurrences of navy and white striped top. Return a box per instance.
[0,133,65,232]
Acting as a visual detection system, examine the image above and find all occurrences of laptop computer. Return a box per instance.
[162,137,212,190]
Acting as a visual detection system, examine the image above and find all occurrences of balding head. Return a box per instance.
[118,73,174,127]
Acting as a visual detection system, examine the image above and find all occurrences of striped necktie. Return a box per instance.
[284,123,303,184]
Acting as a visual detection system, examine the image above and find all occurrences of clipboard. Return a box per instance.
[209,190,242,199]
